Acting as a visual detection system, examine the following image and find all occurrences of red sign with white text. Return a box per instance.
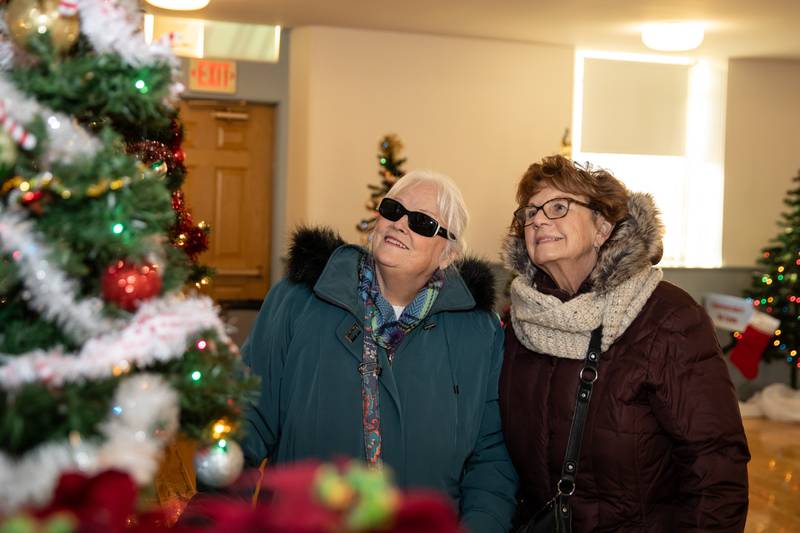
[189,59,237,94]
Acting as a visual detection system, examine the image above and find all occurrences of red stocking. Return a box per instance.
[729,311,780,380]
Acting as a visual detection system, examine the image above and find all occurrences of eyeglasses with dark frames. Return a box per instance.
[378,197,456,240]
[513,197,595,228]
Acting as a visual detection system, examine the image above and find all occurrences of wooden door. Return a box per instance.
[179,100,273,302]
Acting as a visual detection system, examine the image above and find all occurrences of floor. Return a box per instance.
[744,417,800,533]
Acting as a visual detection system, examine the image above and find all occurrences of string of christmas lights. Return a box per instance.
[0,373,178,512]
[1,170,146,203]
[747,247,800,367]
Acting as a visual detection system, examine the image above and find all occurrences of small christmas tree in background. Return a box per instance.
[732,169,800,388]
[356,134,406,236]
[0,0,256,516]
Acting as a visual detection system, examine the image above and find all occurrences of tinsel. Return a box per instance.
[0,294,229,388]
[0,18,13,72]
[77,0,183,103]
[0,208,115,344]
[171,190,209,260]
[127,139,181,174]
[0,373,178,512]
[77,0,175,69]
[0,76,100,164]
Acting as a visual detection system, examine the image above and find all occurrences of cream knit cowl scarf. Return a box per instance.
[510,267,663,359]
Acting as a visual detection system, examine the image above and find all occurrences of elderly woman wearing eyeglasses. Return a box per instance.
[499,155,749,532]
[240,170,518,533]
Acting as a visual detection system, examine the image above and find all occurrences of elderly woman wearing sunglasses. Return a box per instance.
[240,170,518,533]
[500,155,749,532]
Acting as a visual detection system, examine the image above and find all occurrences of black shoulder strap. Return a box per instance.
[554,326,603,518]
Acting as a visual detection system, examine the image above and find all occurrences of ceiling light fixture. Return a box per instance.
[145,0,210,11]
[641,21,704,52]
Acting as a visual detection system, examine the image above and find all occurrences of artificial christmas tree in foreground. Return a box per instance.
[0,0,256,513]
[734,169,800,387]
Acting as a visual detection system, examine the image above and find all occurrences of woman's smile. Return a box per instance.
[384,235,409,249]
[535,235,563,245]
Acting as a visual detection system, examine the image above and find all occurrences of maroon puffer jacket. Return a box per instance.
[500,277,750,532]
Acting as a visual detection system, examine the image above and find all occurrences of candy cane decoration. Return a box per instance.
[0,102,36,150]
[58,0,79,17]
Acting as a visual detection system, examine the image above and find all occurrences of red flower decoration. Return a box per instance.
[34,470,136,532]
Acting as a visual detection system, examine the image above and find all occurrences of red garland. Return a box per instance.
[170,191,209,260]
[127,140,175,169]
[170,119,184,148]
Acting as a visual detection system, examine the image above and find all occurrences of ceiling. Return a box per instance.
[145,0,800,60]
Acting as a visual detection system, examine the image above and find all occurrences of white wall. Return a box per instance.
[286,26,573,260]
[724,59,800,267]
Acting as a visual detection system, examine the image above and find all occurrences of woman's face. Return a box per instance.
[523,185,608,273]
[373,182,450,280]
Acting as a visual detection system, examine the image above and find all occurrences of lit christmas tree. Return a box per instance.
[123,117,213,288]
[0,0,256,515]
[356,134,406,236]
[732,169,800,388]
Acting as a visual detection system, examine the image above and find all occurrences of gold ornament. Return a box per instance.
[5,0,80,55]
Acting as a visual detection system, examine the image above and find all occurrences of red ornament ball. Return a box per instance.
[102,260,162,311]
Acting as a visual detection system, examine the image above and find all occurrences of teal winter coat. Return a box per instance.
[241,228,518,533]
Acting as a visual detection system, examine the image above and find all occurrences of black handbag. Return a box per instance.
[516,326,603,533]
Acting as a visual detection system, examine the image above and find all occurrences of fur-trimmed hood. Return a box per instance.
[287,226,497,312]
[502,192,664,294]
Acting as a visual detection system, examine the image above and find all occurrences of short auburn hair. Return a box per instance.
[511,155,630,236]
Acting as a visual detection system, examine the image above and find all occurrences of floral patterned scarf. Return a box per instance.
[357,255,444,467]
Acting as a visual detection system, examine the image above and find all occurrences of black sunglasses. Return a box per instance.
[378,197,456,240]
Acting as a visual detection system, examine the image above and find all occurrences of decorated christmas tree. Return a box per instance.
[356,134,406,236]
[732,169,800,387]
[124,114,213,288]
[0,0,256,515]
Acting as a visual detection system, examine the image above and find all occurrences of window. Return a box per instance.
[572,51,726,267]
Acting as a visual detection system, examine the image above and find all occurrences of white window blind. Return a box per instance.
[573,52,726,267]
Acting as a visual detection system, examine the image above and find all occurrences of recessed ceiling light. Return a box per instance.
[641,21,705,52]
[145,0,210,11]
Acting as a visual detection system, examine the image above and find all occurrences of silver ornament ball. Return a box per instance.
[194,439,244,488]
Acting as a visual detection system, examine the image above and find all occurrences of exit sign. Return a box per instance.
[189,59,237,94]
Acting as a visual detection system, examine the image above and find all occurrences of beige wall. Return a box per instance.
[724,59,800,266]
[581,58,689,156]
[286,26,573,260]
